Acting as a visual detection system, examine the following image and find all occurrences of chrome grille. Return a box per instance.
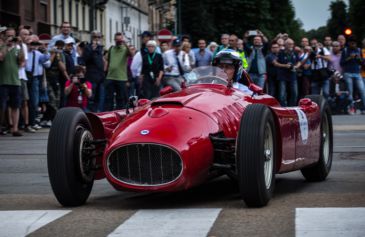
[107,144,182,186]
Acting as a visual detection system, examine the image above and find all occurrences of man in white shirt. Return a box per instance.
[162,38,184,91]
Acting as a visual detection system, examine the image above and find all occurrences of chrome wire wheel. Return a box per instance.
[322,113,330,165]
[264,123,274,189]
[77,127,95,183]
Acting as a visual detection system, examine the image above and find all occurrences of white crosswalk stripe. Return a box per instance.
[296,208,365,237]
[2,208,365,237]
[0,210,71,237]
[108,208,222,237]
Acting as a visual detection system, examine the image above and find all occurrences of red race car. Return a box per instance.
[47,66,333,207]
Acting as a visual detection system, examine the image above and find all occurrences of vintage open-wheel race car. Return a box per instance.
[47,66,333,207]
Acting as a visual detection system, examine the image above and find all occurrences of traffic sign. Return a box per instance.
[157,29,173,42]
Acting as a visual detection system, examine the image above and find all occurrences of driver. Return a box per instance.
[212,49,251,93]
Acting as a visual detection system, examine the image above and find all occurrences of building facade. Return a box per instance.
[0,0,51,34]
[104,0,148,48]
[50,0,107,42]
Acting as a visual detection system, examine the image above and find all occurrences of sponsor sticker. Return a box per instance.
[140,130,150,135]
[295,109,308,144]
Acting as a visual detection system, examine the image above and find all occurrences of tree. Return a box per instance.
[349,0,365,41]
[179,0,303,46]
[327,0,349,39]
[267,0,304,42]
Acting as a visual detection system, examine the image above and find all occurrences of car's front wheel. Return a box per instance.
[237,104,276,207]
[47,108,95,206]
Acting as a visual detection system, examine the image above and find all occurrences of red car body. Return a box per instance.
[88,84,320,191]
[48,67,332,207]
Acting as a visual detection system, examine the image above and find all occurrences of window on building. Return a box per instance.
[69,0,72,25]
[109,18,112,43]
[25,0,35,21]
[0,0,19,13]
[61,0,65,22]
[82,3,85,30]
[40,1,48,22]
[100,11,103,35]
[75,2,79,28]
[53,0,58,25]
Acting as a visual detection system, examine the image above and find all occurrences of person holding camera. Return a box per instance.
[272,38,300,106]
[26,35,50,130]
[340,35,365,115]
[309,38,331,99]
[83,31,105,112]
[243,30,269,89]
[0,28,25,136]
[104,32,132,111]
[64,66,92,111]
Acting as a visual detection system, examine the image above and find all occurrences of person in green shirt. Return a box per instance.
[0,30,24,136]
[104,32,132,111]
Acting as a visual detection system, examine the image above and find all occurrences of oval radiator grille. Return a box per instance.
[107,144,183,186]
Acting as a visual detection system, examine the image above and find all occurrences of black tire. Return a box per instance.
[301,95,333,181]
[47,107,95,206]
[237,104,277,207]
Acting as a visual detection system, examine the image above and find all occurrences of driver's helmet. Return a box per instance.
[212,49,242,81]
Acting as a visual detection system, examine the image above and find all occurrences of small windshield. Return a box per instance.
[185,66,229,86]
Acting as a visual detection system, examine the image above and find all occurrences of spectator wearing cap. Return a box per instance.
[139,31,161,57]
[63,37,75,77]
[48,22,77,65]
[130,31,160,96]
[0,28,25,136]
[82,30,105,112]
[44,40,67,122]
[104,32,132,111]
[195,39,212,67]
[140,40,164,99]
[162,38,184,91]
[340,35,365,114]
[26,35,50,130]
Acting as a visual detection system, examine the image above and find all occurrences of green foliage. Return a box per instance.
[180,0,303,45]
[349,0,365,41]
[327,0,349,39]
[306,26,329,41]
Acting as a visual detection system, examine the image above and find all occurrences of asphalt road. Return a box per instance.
[0,115,364,237]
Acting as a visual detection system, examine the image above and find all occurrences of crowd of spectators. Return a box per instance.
[1,22,365,136]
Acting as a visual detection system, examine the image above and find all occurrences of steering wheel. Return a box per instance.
[194,76,227,85]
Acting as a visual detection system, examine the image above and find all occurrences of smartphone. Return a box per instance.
[248,30,257,36]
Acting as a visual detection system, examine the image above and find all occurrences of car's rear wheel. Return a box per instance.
[47,108,95,206]
[301,95,333,181]
[237,104,276,207]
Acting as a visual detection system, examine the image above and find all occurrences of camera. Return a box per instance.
[79,77,86,84]
[9,37,18,43]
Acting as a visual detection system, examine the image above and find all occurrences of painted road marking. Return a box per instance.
[108,208,222,237]
[296,208,365,237]
[0,210,71,237]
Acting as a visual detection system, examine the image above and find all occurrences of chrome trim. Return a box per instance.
[106,143,183,187]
